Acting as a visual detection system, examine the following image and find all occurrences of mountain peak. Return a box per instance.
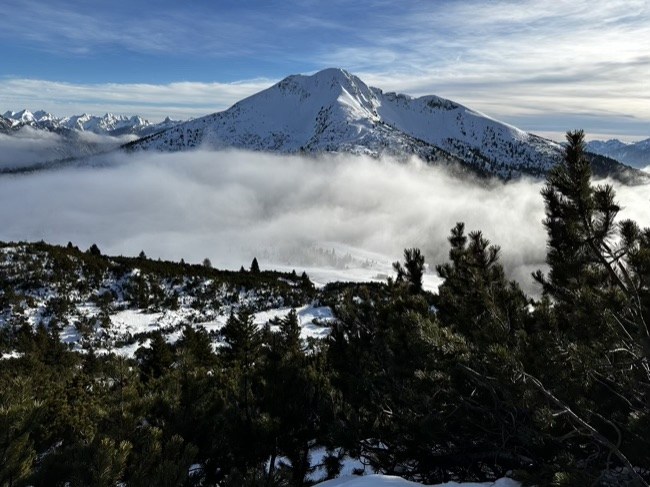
[1,108,180,138]
[126,68,571,178]
[4,109,35,123]
[310,67,355,83]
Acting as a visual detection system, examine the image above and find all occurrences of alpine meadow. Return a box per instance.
[1,1,650,486]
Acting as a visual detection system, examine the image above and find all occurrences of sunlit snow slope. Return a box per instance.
[127,68,564,178]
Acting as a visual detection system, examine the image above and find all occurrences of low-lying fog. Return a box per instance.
[0,145,647,294]
[0,127,137,169]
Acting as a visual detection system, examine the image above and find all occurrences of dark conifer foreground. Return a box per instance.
[0,131,649,486]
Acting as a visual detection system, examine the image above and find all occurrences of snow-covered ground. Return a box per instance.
[269,242,443,293]
[86,303,334,357]
[313,475,520,487]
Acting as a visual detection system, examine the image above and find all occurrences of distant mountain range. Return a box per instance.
[2,68,648,181]
[1,109,180,137]
[0,110,184,168]
[586,138,650,169]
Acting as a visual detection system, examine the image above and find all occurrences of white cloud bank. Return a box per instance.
[0,150,647,293]
[0,127,136,170]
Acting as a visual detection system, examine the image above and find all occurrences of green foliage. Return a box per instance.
[127,426,197,487]
[0,376,39,487]
[135,331,174,380]
[435,222,530,349]
[524,130,650,484]
[392,247,425,294]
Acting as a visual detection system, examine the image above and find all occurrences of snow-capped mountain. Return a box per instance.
[126,68,584,178]
[0,110,183,170]
[2,109,181,137]
[586,138,650,169]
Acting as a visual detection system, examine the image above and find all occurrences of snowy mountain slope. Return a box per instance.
[126,68,567,178]
[0,110,183,169]
[587,138,650,169]
[2,109,181,137]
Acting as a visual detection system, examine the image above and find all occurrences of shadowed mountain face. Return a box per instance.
[0,115,13,134]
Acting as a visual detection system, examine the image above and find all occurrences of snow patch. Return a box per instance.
[313,475,520,487]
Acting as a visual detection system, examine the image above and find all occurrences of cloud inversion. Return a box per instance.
[0,148,647,292]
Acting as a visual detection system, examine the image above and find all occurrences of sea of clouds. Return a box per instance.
[0,126,137,169]
[0,133,647,294]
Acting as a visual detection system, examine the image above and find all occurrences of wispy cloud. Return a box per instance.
[0,78,274,121]
[0,0,647,139]
[0,0,263,57]
[321,0,650,138]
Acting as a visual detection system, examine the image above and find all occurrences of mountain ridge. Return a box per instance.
[2,109,181,137]
[2,69,645,181]
[124,68,643,181]
[123,68,567,179]
[586,138,650,169]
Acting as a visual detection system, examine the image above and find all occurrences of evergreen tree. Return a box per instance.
[135,331,174,380]
[528,130,650,485]
[88,243,101,257]
[0,377,39,487]
[435,223,529,348]
[393,248,425,294]
[220,309,263,370]
[87,437,132,487]
[263,310,334,487]
[250,257,260,274]
[219,309,267,480]
[126,426,198,487]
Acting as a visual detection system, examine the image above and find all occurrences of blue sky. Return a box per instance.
[1,0,648,141]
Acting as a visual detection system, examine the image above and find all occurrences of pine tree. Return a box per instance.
[435,223,529,347]
[87,437,132,487]
[392,248,425,294]
[135,331,174,380]
[250,257,260,274]
[88,243,101,257]
[528,130,650,484]
[220,309,263,370]
[0,377,40,487]
[262,310,333,487]
[176,325,216,369]
[219,309,267,482]
[126,427,197,487]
